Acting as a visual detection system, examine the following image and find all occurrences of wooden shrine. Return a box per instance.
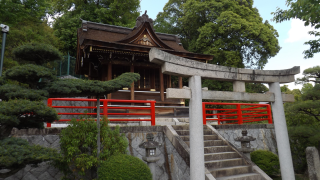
[76,12,213,106]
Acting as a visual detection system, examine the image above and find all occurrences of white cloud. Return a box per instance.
[285,19,316,43]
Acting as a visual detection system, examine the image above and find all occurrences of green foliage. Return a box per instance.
[0,84,48,101]
[98,154,152,180]
[0,138,58,167]
[52,0,140,54]
[246,83,269,93]
[250,150,280,176]
[53,117,128,179]
[296,66,320,84]
[13,43,63,65]
[272,0,320,58]
[0,137,58,178]
[0,0,48,26]
[4,64,56,89]
[283,66,320,172]
[0,99,58,136]
[0,0,61,72]
[47,72,140,97]
[202,80,233,91]
[155,0,280,69]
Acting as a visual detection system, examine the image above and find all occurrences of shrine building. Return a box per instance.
[76,12,213,106]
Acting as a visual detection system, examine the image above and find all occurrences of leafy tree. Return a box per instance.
[0,0,61,72]
[296,66,320,84]
[272,0,320,58]
[53,117,128,179]
[283,66,320,172]
[51,0,140,55]
[155,0,280,69]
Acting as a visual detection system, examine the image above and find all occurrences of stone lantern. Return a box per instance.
[234,130,256,160]
[139,133,162,180]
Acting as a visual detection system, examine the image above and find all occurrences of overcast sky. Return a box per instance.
[140,0,320,90]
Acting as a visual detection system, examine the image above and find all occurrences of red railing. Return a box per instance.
[202,102,272,125]
[47,98,156,127]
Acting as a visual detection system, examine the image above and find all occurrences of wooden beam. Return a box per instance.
[130,65,134,100]
[159,69,165,102]
[107,63,112,99]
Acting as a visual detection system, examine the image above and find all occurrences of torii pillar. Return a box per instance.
[188,76,205,180]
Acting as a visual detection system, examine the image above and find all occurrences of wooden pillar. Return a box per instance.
[130,65,134,100]
[107,63,112,99]
[179,76,183,88]
[168,75,172,88]
[102,65,108,81]
[159,68,164,102]
[179,76,184,105]
[151,70,155,89]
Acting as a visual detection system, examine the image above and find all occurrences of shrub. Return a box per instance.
[251,150,280,176]
[53,116,128,179]
[98,154,152,180]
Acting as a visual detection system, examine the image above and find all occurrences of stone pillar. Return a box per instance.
[143,157,160,180]
[269,82,295,180]
[233,81,245,92]
[189,75,205,180]
[306,147,320,180]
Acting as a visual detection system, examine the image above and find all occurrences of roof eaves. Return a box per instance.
[81,19,133,31]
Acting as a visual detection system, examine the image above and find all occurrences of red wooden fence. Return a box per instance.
[202,102,272,125]
[47,98,156,127]
[46,98,273,127]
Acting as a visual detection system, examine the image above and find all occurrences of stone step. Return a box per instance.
[204,146,234,153]
[205,152,241,161]
[205,158,245,169]
[185,140,226,147]
[175,129,215,136]
[172,125,209,131]
[215,173,262,180]
[209,165,253,178]
[180,135,219,141]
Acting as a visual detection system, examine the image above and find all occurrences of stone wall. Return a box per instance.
[1,128,63,180]
[3,126,190,180]
[51,97,89,120]
[212,124,278,155]
[122,126,190,180]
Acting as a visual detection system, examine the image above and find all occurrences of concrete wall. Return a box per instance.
[212,124,278,155]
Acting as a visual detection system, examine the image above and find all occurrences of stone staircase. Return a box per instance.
[172,125,267,180]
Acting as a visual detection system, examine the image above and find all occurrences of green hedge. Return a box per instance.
[98,154,152,180]
[251,150,280,176]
